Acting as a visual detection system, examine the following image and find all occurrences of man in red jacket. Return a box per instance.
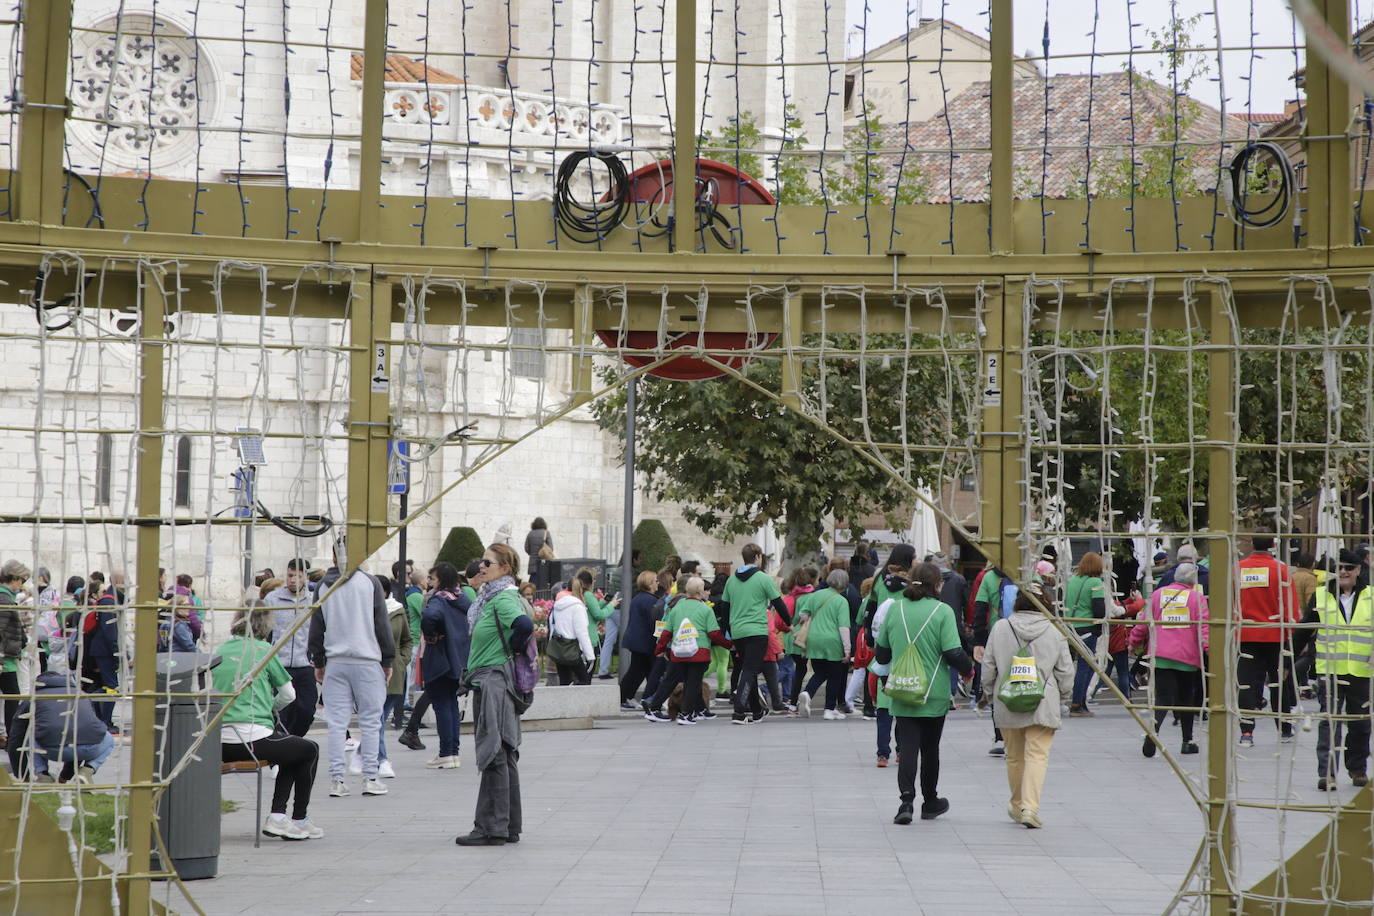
[1236,535,1299,747]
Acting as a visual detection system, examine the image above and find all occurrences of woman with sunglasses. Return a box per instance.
[454,544,533,847]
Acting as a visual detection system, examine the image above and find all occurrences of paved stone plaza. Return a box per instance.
[172,699,1348,916]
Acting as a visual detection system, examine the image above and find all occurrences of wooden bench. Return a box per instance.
[221,759,270,848]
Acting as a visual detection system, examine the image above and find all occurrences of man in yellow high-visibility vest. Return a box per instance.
[1296,549,1372,792]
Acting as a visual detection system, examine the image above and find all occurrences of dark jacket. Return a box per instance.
[7,671,109,774]
[623,590,661,655]
[0,586,26,659]
[939,569,970,640]
[420,590,472,684]
[1159,561,1209,594]
[83,594,121,659]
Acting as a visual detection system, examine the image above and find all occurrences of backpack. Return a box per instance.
[493,593,541,714]
[670,615,700,658]
[882,603,942,706]
[996,634,1046,713]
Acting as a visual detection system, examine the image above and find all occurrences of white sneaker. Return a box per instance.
[344,737,360,753]
[425,755,461,769]
[329,779,350,797]
[798,691,812,718]
[263,814,309,840]
[377,760,397,778]
[362,778,388,795]
[823,709,846,721]
[292,818,324,839]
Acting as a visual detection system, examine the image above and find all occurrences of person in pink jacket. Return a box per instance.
[1130,563,1209,757]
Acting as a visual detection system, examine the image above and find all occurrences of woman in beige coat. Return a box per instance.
[980,583,1074,829]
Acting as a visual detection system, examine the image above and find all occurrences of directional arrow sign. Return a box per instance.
[371,344,389,393]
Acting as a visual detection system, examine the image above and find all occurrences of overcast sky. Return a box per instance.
[845,0,1314,115]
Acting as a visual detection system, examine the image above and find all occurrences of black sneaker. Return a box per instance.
[398,730,426,751]
[893,803,914,825]
[730,714,751,725]
[1351,771,1369,787]
[1142,736,1157,758]
[700,709,718,720]
[751,708,770,723]
[1180,742,1199,755]
[920,797,950,820]
[644,709,670,723]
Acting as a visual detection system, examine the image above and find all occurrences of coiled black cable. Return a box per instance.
[638,175,737,250]
[553,150,630,243]
[255,501,333,539]
[1227,141,1296,246]
[30,170,106,332]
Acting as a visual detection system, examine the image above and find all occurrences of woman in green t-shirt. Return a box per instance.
[213,607,323,841]
[799,569,853,719]
[873,563,973,825]
[1064,552,1108,715]
[455,543,533,848]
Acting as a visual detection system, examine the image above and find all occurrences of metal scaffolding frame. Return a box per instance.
[2,1,1372,913]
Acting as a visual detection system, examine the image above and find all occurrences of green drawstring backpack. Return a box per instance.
[883,604,940,706]
[997,634,1046,713]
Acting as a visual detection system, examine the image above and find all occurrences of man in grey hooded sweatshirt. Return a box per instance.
[308,543,395,798]
[268,559,316,736]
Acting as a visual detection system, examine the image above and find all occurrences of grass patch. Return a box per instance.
[221,799,240,814]
[30,790,122,855]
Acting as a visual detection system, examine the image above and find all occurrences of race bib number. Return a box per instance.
[1008,660,1038,683]
[1160,590,1191,627]
[1239,568,1270,589]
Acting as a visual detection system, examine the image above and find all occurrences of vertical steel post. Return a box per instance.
[17,0,73,226]
[618,378,637,675]
[346,277,392,568]
[977,283,1007,569]
[673,0,698,254]
[1304,0,1353,250]
[780,288,803,410]
[989,0,1014,254]
[999,283,1024,575]
[570,285,595,407]
[1205,285,1237,914]
[126,263,168,913]
[357,0,388,243]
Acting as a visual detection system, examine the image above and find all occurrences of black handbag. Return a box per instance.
[546,603,583,667]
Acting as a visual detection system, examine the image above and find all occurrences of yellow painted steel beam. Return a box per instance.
[16,0,72,227]
[346,276,392,567]
[1205,282,1238,915]
[126,263,170,913]
[989,0,1013,254]
[674,0,697,255]
[569,284,594,406]
[356,0,388,244]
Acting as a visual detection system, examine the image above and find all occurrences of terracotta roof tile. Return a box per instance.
[891,71,1248,202]
[349,53,463,85]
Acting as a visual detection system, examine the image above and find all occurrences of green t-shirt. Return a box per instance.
[461,585,477,603]
[876,597,962,718]
[805,590,851,661]
[1065,574,1106,631]
[974,570,1002,629]
[722,570,782,639]
[662,598,716,652]
[405,590,424,648]
[467,588,527,671]
[583,592,615,648]
[212,637,291,729]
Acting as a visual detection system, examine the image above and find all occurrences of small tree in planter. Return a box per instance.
[435,525,485,572]
[633,519,678,575]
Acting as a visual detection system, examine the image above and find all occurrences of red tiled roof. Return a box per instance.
[349,53,463,85]
[1234,112,1286,125]
[892,71,1248,202]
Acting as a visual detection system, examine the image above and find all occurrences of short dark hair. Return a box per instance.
[287,557,310,572]
[66,575,85,594]
[531,517,547,530]
[464,559,482,579]
[176,573,193,588]
[741,543,763,564]
[1294,551,1315,569]
[433,562,460,591]
[392,560,406,580]
[576,568,596,587]
[376,574,393,596]
[1251,535,1275,551]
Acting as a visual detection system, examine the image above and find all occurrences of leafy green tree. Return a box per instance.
[592,336,978,570]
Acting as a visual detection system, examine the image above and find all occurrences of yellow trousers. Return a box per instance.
[1001,724,1056,815]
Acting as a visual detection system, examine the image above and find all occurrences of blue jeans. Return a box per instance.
[877,707,894,757]
[379,694,404,762]
[597,612,620,676]
[37,732,116,774]
[428,676,463,758]
[1071,630,1099,707]
[776,655,796,700]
